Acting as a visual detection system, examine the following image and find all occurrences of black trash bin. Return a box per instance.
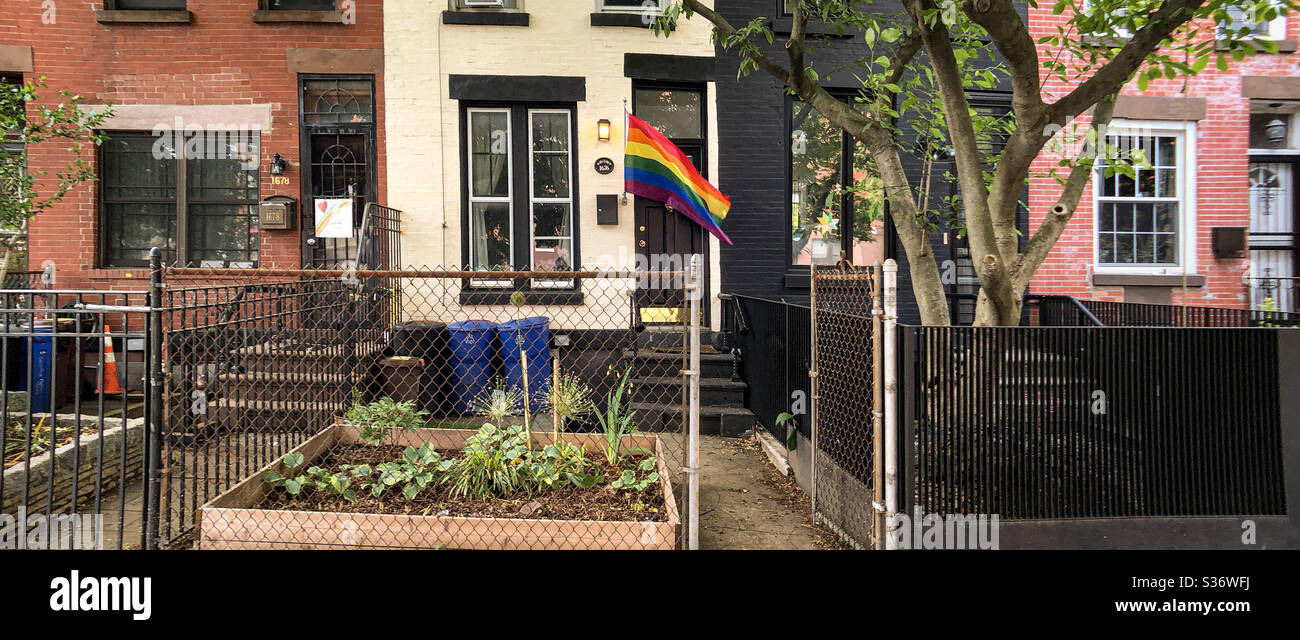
[391,321,451,417]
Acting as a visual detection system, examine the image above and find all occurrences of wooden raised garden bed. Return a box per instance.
[197,425,679,550]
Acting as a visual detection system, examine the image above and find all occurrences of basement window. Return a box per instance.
[97,1,192,23]
[252,0,344,24]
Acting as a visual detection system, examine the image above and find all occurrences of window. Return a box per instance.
[1080,0,1134,39]
[100,132,260,267]
[789,98,881,267]
[109,1,186,8]
[455,0,519,8]
[1093,124,1192,269]
[599,0,664,11]
[264,0,336,9]
[1222,1,1288,41]
[464,105,577,287]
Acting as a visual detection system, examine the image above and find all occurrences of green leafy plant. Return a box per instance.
[364,442,454,500]
[594,367,639,466]
[526,440,602,490]
[263,452,361,502]
[469,376,525,422]
[610,455,659,493]
[775,412,798,451]
[345,396,429,446]
[447,423,533,499]
[1,78,112,281]
[543,371,594,435]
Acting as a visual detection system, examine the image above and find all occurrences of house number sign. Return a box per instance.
[594,157,616,175]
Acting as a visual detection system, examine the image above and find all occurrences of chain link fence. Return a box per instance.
[159,264,700,550]
[810,263,881,549]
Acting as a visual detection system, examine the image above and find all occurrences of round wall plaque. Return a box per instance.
[594,157,616,175]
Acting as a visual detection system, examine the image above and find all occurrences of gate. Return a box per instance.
[809,261,884,549]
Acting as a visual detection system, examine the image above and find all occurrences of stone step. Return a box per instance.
[623,348,736,379]
[630,376,746,407]
[230,340,384,375]
[212,371,359,402]
[206,398,339,432]
[628,402,756,437]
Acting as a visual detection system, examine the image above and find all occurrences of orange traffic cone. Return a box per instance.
[97,321,125,395]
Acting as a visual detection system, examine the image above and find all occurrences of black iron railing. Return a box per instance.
[899,325,1289,519]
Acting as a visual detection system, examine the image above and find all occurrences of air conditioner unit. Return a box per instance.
[461,0,506,7]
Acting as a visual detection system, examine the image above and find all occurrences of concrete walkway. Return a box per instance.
[698,434,835,550]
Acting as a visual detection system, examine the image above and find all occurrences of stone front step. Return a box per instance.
[628,402,756,437]
[630,376,746,407]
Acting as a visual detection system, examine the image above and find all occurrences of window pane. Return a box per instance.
[470,202,511,269]
[186,133,259,202]
[1156,234,1176,263]
[531,112,569,153]
[1099,234,1115,263]
[1116,234,1134,263]
[791,100,843,267]
[105,203,175,266]
[118,0,186,8]
[187,205,260,267]
[471,111,510,198]
[303,78,374,124]
[532,154,570,199]
[635,88,702,139]
[1099,202,1115,231]
[103,136,175,201]
[533,238,573,272]
[270,0,334,9]
[533,203,571,238]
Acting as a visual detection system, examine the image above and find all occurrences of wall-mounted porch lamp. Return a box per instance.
[269,153,288,175]
[597,119,612,142]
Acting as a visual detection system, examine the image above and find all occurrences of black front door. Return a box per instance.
[299,75,378,267]
[635,145,706,313]
[632,84,708,320]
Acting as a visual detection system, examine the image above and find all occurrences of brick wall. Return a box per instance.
[0,1,385,290]
[1026,8,1300,308]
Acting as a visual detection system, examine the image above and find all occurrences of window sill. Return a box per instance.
[459,289,583,306]
[95,10,193,24]
[591,13,671,30]
[442,11,530,26]
[1092,272,1205,287]
[1080,34,1131,49]
[1215,38,1298,53]
[767,18,854,39]
[251,10,344,24]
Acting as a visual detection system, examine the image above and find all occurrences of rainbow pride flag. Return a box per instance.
[624,114,732,245]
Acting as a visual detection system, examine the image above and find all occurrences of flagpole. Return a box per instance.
[622,98,629,206]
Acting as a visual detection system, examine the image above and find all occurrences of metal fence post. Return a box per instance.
[809,265,818,520]
[882,259,899,550]
[144,248,164,550]
[686,253,702,550]
[871,261,884,549]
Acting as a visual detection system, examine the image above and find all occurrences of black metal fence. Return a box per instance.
[0,288,155,549]
[156,265,695,550]
[899,326,1290,521]
[721,294,811,439]
[1051,299,1300,328]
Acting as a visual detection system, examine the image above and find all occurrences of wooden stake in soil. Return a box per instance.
[552,355,561,442]
[519,340,532,449]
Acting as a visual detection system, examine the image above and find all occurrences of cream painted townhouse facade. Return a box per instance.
[384,0,723,326]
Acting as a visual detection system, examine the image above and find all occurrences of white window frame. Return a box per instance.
[467,108,514,287]
[597,0,665,13]
[1092,119,1197,276]
[1222,1,1289,41]
[1081,0,1133,39]
[527,109,575,288]
[456,0,518,9]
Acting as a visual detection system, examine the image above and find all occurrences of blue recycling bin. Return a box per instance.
[497,316,551,413]
[447,320,497,414]
[25,328,54,414]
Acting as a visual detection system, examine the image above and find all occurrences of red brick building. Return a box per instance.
[0,1,385,290]
[1027,6,1300,310]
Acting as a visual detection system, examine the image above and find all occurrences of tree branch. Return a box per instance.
[681,0,793,83]
[1013,92,1119,290]
[1048,0,1204,124]
[905,0,1016,320]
